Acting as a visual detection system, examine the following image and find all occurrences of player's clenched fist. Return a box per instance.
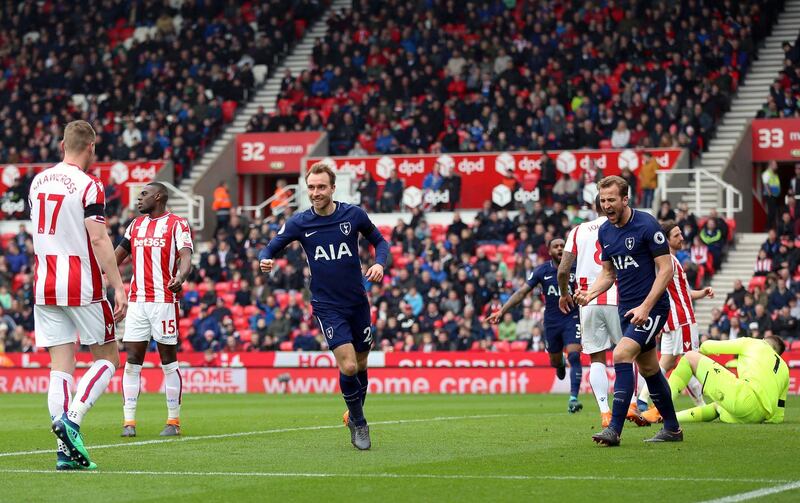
[365,264,384,283]
[260,259,274,273]
[573,287,592,306]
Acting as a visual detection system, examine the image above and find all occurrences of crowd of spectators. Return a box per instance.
[759,35,800,118]
[245,0,780,164]
[0,0,324,179]
[0,192,752,354]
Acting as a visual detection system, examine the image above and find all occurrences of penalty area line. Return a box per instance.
[0,414,511,458]
[698,480,800,503]
[0,469,792,485]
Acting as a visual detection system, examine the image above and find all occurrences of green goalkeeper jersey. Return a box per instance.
[700,338,789,423]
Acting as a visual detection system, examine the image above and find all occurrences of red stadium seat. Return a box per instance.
[222,100,238,122]
[497,244,514,255]
[478,244,497,257]
[274,258,289,269]
[510,341,529,352]
[244,305,260,316]
[726,218,736,242]
[222,293,236,305]
[279,341,294,351]
[215,282,232,294]
[470,341,482,350]
[276,292,289,309]
[494,340,511,352]
[179,319,192,332]
[790,340,800,351]
[230,305,244,318]
[190,306,202,317]
[748,276,767,292]
[394,342,404,352]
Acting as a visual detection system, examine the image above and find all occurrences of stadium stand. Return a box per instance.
[759,34,800,117]
[0,0,325,179]
[255,0,782,163]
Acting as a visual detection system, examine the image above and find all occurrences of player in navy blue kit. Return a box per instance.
[488,239,583,413]
[575,176,682,446]
[259,163,389,450]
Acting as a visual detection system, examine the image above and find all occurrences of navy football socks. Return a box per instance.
[610,363,634,434]
[567,351,582,399]
[357,369,368,406]
[340,372,366,426]
[644,371,680,432]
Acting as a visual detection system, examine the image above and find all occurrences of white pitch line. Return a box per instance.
[0,469,792,485]
[0,414,509,458]
[699,481,800,503]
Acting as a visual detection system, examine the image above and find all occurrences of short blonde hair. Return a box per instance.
[305,162,336,186]
[63,120,96,154]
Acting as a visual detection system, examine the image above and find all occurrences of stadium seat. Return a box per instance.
[279,341,293,351]
[478,244,498,257]
[222,293,236,306]
[790,340,800,351]
[510,341,529,352]
[276,292,289,309]
[494,340,511,352]
[748,276,767,292]
[497,244,514,256]
[222,100,238,122]
[244,305,260,316]
[215,282,232,294]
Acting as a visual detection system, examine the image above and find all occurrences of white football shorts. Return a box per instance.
[660,323,699,356]
[123,301,180,345]
[579,304,623,355]
[34,300,116,348]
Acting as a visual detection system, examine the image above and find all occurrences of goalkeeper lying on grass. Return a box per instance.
[649,336,788,424]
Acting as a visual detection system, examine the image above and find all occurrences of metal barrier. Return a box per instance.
[237,184,300,220]
[160,181,205,231]
[656,168,743,219]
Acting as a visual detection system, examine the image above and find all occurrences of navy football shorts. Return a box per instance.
[544,313,581,354]
[313,301,373,353]
[618,306,669,352]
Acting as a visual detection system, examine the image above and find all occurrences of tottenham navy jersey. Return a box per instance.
[259,202,389,307]
[527,260,578,325]
[598,209,670,312]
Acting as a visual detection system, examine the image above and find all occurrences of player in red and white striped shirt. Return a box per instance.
[30,121,128,471]
[115,182,193,437]
[639,221,714,423]
[560,198,647,428]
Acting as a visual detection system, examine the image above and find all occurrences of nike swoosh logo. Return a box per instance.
[603,244,610,248]
[544,275,553,280]
[304,231,318,237]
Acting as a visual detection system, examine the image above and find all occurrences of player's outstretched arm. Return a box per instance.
[168,247,193,292]
[699,339,746,356]
[486,284,532,324]
[86,218,127,321]
[690,287,714,300]
[557,250,576,313]
[576,260,615,306]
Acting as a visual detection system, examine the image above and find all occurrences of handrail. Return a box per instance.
[160,180,205,231]
[656,168,743,219]
[237,184,300,220]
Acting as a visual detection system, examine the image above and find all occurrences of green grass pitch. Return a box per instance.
[1,393,799,502]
